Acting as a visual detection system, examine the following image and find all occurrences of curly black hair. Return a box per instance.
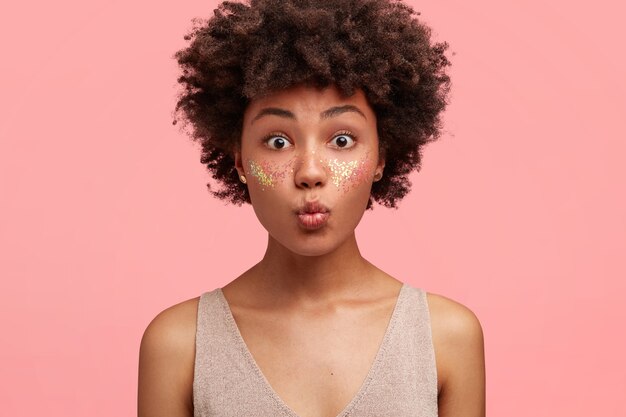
[173,0,451,209]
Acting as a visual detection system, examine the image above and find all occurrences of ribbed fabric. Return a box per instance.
[193,282,438,417]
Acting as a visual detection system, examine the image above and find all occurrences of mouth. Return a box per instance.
[295,201,330,230]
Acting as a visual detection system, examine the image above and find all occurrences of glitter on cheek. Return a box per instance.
[248,160,273,188]
[246,156,296,191]
[322,151,375,193]
[326,159,360,188]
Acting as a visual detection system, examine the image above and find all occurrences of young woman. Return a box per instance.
[138,1,485,416]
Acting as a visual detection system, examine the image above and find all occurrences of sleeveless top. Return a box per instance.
[193,282,438,417]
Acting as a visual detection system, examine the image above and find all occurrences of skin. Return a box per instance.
[138,85,486,417]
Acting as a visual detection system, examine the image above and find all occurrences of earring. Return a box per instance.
[239,174,247,184]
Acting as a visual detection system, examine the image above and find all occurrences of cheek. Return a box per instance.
[246,157,296,191]
[322,150,376,194]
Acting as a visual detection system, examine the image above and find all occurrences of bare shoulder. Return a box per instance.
[141,296,200,349]
[138,296,200,417]
[425,292,484,346]
[426,292,486,417]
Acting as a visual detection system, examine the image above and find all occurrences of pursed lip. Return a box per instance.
[295,201,331,230]
[295,201,330,215]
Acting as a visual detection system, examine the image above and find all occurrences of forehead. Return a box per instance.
[243,85,374,122]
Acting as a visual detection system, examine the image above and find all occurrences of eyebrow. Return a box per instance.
[250,104,366,124]
[251,108,296,124]
[320,105,367,120]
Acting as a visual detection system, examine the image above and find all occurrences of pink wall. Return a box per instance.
[1,1,624,415]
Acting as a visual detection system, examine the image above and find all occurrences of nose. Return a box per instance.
[294,146,327,189]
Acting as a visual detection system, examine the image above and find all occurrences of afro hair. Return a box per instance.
[173,0,452,209]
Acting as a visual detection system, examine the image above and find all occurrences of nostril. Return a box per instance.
[294,158,327,189]
[300,180,323,188]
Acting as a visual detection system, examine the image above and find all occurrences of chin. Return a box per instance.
[288,243,336,257]
[269,228,349,258]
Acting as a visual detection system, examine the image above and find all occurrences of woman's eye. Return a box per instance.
[329,133,356,149]
[265,135,292,150]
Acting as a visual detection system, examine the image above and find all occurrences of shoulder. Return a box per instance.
[425,291,486,416]
[140,296,201,350]
[425,292,484,348]
[138,296,200,417]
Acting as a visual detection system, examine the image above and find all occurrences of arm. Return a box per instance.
[138,298,199,417]
[428,293,486,417]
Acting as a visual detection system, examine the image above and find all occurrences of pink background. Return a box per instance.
[1,1,625,415]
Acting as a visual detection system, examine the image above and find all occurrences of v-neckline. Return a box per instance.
[216,282,407,417]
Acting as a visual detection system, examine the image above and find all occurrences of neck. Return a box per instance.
[252,232,377,304]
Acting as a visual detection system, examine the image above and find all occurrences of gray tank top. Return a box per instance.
[193,282,438,416]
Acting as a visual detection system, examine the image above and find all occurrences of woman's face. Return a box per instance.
[235,84,384,257]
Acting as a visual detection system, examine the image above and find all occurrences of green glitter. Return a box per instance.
[326,159,361,188]
[247,157,296,190]
[248,160,274,187]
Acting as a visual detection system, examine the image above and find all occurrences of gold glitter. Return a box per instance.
[327,159,360,188]
[247,156,296,190]
[322,151,374,193]
[248,160,273,187]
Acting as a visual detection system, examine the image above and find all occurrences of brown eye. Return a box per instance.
[266,135,292,150]
[330,133,355,149]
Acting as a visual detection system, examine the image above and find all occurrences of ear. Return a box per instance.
[374,155,385,181]
[376,157,385,175]
[233,148,245,177]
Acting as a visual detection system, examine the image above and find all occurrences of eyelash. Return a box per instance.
[262,132,291,149]
[330,130,357,149]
